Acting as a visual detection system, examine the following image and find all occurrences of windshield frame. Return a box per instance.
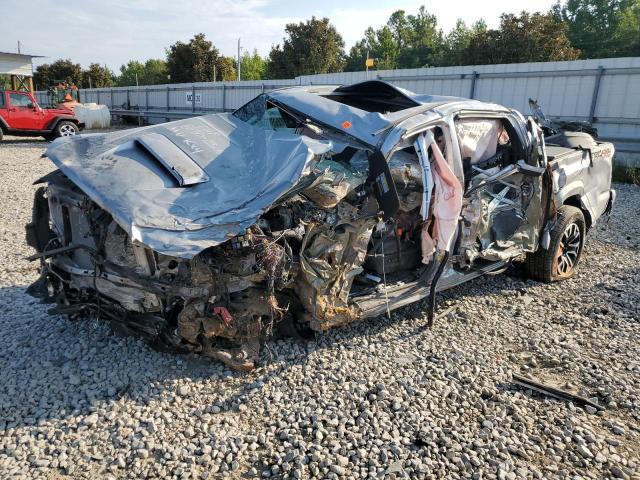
[233,92,380,152]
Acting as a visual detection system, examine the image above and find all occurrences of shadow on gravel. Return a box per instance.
[0,268,536,431]
[1,137,48,144]
[1,252,635,431]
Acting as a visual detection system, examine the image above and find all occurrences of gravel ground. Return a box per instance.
[0,134,639,480]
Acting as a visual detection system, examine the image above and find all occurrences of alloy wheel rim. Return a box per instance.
[557,222,581,275]
[60,125,76,136]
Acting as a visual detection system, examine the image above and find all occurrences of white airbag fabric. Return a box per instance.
[456,119,501,164]
[414,130,463,260]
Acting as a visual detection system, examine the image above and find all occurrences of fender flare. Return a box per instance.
[45,116,80,132]
[556,183,595,228]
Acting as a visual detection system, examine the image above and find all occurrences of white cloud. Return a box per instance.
[0,0,557,71]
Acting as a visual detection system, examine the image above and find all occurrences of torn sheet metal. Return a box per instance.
[418,130,463,253]
[295,213,375,331]
[45,114,332,258]
[413,135,434,220]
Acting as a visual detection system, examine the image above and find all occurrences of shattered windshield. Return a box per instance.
[234,93,375,154]
[233,94,297,132]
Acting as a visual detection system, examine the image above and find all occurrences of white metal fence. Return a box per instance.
[35,57,640,152]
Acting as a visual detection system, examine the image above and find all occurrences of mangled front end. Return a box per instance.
[26,115,378,371]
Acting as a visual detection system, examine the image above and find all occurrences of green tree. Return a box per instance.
[83,63,115,88]
[118,60,144,86]
[399,6,444,68]
[118,59,168,86]
[216,56,237,81]
[462,12,580,64]
[553,0,638,58]
[33,59,83,89]
[240,49,267,80]
[345,26,400,71]
[346,6,443,71]
[374,26,399,70]
[613,1,640,56]
[142,59,169,84]
[166,33,235,83]
[441,20,474,66]
[266,17,345,78]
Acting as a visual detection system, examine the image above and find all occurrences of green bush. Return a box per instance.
[612,163,640,185]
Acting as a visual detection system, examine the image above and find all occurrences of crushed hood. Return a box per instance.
[45,113,332,258]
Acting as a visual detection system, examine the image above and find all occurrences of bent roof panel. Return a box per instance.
[268,88,391,147]
[266,81,508,145]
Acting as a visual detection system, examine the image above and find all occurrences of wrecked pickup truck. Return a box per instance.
[25,81,615,371]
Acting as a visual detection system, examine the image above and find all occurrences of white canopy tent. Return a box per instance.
[0,51,42,92]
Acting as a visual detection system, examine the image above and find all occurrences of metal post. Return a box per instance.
[469,71,478,99]
[261,83,265,93]
[145,88,149,111]
[192,85,196,112]
[589,66,604,123]
[237,38,241,81]
[110,88,114,108]
[97,90,100,105]
[126,89,130,109]
[135,73,141,126]
[221,84,226,111]
[166,86,170,111]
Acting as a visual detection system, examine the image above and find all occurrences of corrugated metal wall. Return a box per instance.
[35,57,640,144]
[298,57,640,142]
[68,79,298,120]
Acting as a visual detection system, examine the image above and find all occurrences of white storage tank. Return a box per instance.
[73,103,111,130]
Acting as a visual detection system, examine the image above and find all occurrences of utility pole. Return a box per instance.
[237,38,241,82]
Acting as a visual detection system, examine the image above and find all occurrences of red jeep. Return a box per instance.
[0,90,84,142]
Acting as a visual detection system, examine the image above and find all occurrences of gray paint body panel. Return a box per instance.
[45,113,331,258]
[44,81,614,260]
[134,133,210,186]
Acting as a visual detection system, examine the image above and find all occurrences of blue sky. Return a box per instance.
[0,0,556,71]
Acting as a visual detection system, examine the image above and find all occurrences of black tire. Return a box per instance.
[0,128,3,142]
[525,205,586,282]
[53,120,79,138]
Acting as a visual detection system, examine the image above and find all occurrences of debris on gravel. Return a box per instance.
[1,135,639,479]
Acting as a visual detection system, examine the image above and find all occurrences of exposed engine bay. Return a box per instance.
[27,144,430,371]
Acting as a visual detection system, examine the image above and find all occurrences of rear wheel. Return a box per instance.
[525,205,585,282]
[0,128,3,142]
[54,121,79,138]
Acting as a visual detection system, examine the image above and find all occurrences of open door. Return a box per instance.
[455,115,546,267]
